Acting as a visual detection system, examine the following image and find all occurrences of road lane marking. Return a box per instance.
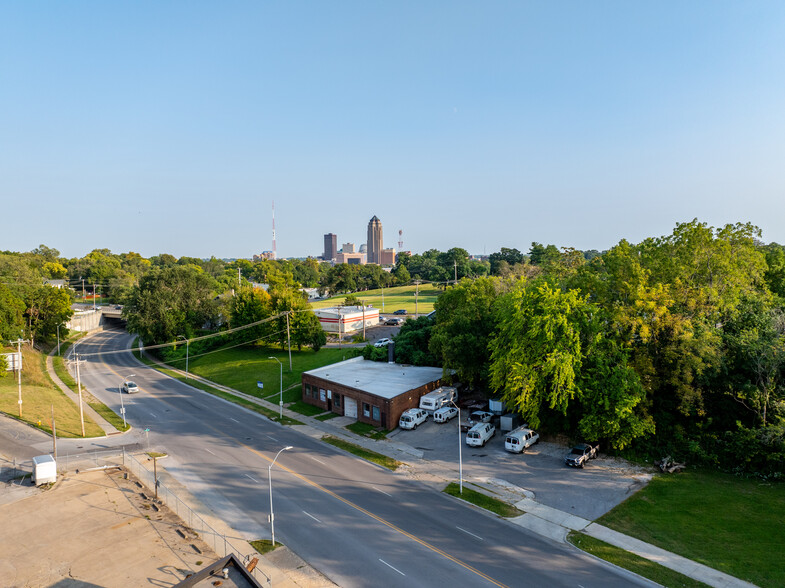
[309,456,326,465]
[244,474,259,483]
[456,526,484,541]
[372,486,392,497]
[229,417,239,423]
[149,412,157,418]
[266,435,279,442]
[302,510,321,523]
[204,448,216,456]
[379,559,406,576]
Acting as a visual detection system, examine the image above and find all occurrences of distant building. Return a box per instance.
[313,306,380,334]
[323,233,337,260]
[379,248,396,266]
[342,242,355,254]
[335,252,366,265]
[359,244,367,254]
[253,251,275,261]
[367,216,383,264]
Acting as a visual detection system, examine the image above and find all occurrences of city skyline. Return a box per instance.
[2,3,784,259]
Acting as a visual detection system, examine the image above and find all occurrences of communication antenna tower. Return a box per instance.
[398,229,403,250]
[272,201,277,260]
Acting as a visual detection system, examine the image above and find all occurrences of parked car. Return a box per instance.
[385,317,404,326]
[393,309,407,315]
[122,380,139,394]
[564,443,599,468]
[433,405,459,423]
[469,410,493,424]
[504,427,539,453]
[399,408,428,430]
[374,338,392,348]
[466,422,496,447]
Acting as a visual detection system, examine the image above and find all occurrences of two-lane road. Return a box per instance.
[73,329,654,588]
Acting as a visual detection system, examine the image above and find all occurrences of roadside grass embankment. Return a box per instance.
[310,284,440,316]
[567,532,710,588]
[321,435,401,471]
[442,483,523,518]
[0,344,103,437]
[595,469,785,588]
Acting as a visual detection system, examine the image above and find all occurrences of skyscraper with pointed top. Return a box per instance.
[367,215,383,265]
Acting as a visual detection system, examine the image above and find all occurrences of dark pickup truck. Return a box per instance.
[564,443,599,468]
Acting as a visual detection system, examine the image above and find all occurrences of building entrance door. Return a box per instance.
[344,397,358,419]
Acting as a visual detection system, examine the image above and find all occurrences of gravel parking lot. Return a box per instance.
[388,416,653,520]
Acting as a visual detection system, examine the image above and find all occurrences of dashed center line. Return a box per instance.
[456,526,484,541]
[372,486,392,497]
[302,510,321,523]
[379,559,406,576]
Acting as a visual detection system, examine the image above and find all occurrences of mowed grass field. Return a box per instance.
[597,469,785,587]
[310,284,441,316]
[0,346,103,438]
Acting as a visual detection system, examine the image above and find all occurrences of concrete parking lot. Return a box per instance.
[388,416,653,520]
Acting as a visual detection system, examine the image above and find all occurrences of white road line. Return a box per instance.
[372,486,392,497]
[229,417,239,423]
[456,526,484,541]
[310,456,326,465]
[204,448,216,456]
[378,559,406,576]
[244,474,259,483]
[149,412,157,418]
[266,435,278,442]
[302,510,321,523]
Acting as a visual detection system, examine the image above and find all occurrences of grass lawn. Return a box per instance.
[263,385,302,404]
[249,539,279,555]
[321,435,401,470]
[310,284,441,315]
[597,469,785,587]
[443,482,523,518]
[287,400,325,417]
[567,532,709,588]
[346,421,388,440]
[0,346,103,438]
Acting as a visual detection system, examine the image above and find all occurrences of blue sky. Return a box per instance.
[2,2,784,259]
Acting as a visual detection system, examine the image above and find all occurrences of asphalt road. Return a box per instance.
[68,328,654,588]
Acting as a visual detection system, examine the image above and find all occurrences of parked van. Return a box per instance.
[504,427,539,453]
[419,387,458,413]
[433,405,459,423]
[466,422,496,447]
[399,408,428,430]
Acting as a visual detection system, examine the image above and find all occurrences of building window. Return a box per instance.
[334,394,341,408]
[372,406,380,421]
[304,384,311,397]
[320,389,326,402]
[363,403,370,418]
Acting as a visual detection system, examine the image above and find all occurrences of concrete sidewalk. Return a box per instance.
[144,356,759,588]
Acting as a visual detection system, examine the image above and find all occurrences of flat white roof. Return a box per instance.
[304,357,443,400]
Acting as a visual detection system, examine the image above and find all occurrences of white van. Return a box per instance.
[419,387,458,413]
[399,408,428,430]
[466,422,496,447]
[433,405,459,423]
[504,427,539,453]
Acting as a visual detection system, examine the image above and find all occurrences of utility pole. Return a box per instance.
[81,278,85,301]
[92,284,97,310]
[51,405,57,458]
[75,356,86,437]
[238,268,241,287]
[56,324,61,356]
[415,280,420,317]
[285,311,292,371]
[454,260,457,283]
[362,303,366,341]
[9,338,28,417]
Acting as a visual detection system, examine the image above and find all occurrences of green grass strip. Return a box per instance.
[442,482,523,518]
[567,532,710,588]
[287,400,325,417]
[346,421,388,439]
[249,539,279,555]
[321,435,401,471]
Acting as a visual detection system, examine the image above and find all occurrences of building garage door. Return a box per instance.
[344,397,358,419]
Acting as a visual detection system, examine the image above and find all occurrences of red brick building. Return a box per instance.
[301,357,443,430]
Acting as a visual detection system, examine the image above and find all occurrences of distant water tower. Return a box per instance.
[398,229,403,250]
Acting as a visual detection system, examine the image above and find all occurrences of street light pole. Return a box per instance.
[177,336,190,380]
[450,399,463,494]
[269,357,283,419]
[269,445,293,546]
[120,373,134,429]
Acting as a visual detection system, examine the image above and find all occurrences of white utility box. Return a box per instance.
[32,454,57,486]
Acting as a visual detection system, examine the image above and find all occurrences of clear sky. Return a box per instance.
[2,2,784,259]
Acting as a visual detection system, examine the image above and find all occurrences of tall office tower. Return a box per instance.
[323,233,337,260]
[367,215,383,264]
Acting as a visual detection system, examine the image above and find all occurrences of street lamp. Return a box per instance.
[269,445,293,546]
[120,374,134,429]
[268,356,283,420]
[177,335,190,380]
[449,399,463,494]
